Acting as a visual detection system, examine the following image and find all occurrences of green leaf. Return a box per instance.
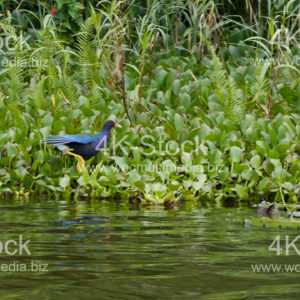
[210,149,222,164]
[256,140,269,157]
[250,155,261,169]
[180,93,191,109]
[162,159,176,175]
[174,113,184,131]
[193,174,207,190]
[274,167,285,183]
[230,146,243,163]
[114,157,128,172]
[6,143,17,157]
[172,79,181,95]
[220,167,229,181]
[274,144,289,154]
[198,124,210,141]
[235,184,248,200]
[156,68,168,85]
[49,156,63,172]
[245,127,258,143]
[128,172,141,184]
[258,178,269,190]
[43,114,53,127]
[138,112,150,124]
[59,175,70,188]
[234,163,250,174]
[146,183,166,193]
[229,45,241,58]
[269,150,279,159]
[132,147,141,163]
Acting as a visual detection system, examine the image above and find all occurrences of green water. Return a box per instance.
[0,198,300,299]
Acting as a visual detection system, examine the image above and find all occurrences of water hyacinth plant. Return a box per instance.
[0,0,299,204]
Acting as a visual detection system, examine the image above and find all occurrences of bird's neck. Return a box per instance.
[97,128,112,139]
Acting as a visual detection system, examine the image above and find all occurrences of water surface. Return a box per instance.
[0,198,299,299]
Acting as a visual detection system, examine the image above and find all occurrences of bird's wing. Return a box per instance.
[45,134,97,145]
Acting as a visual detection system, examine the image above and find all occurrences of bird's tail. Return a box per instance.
[45,136,69,145]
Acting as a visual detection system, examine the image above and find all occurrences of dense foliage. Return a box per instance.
[0,0,299,203]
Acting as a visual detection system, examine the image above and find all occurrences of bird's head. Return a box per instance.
[103,120,122,131]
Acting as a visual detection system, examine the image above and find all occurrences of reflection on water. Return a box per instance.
[0,198,300,299]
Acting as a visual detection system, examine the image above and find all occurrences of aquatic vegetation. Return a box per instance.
[0,1,299,203]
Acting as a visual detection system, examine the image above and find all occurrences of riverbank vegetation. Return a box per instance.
[0,0,299,203]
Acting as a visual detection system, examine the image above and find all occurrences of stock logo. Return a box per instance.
[0,235,31,255]
[269,235,300,255]
[0,31,31,53]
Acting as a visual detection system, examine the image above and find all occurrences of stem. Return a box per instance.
[119,49,131,122]
[279,186,289,213]
[138,50,146,104]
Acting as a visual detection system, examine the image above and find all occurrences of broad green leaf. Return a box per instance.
[114,157,128,172]
[250,155,261,169]
[180,93,191,109]
[174,113,184,131]
[256,140,269,157]
[59,176,70,188]
[192,174,207,190]
[230,146,243,163]
[235,184,248,199]
[128,172,140,184]
[156,68,168,85]
[138,112,150,124]
[172,79,181,95]
[6,143,17,157]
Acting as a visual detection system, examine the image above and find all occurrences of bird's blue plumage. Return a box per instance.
[46,133,100,145]
[45,120,117,160]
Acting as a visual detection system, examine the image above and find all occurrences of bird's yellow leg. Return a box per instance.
[65,148,85,172]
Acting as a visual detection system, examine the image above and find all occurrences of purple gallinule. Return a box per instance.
[46,120,121,172]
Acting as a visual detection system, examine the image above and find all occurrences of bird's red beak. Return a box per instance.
[115,122,122,128]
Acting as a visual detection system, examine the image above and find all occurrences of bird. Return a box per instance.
[257,204,280,218]
[45,120,121,172]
